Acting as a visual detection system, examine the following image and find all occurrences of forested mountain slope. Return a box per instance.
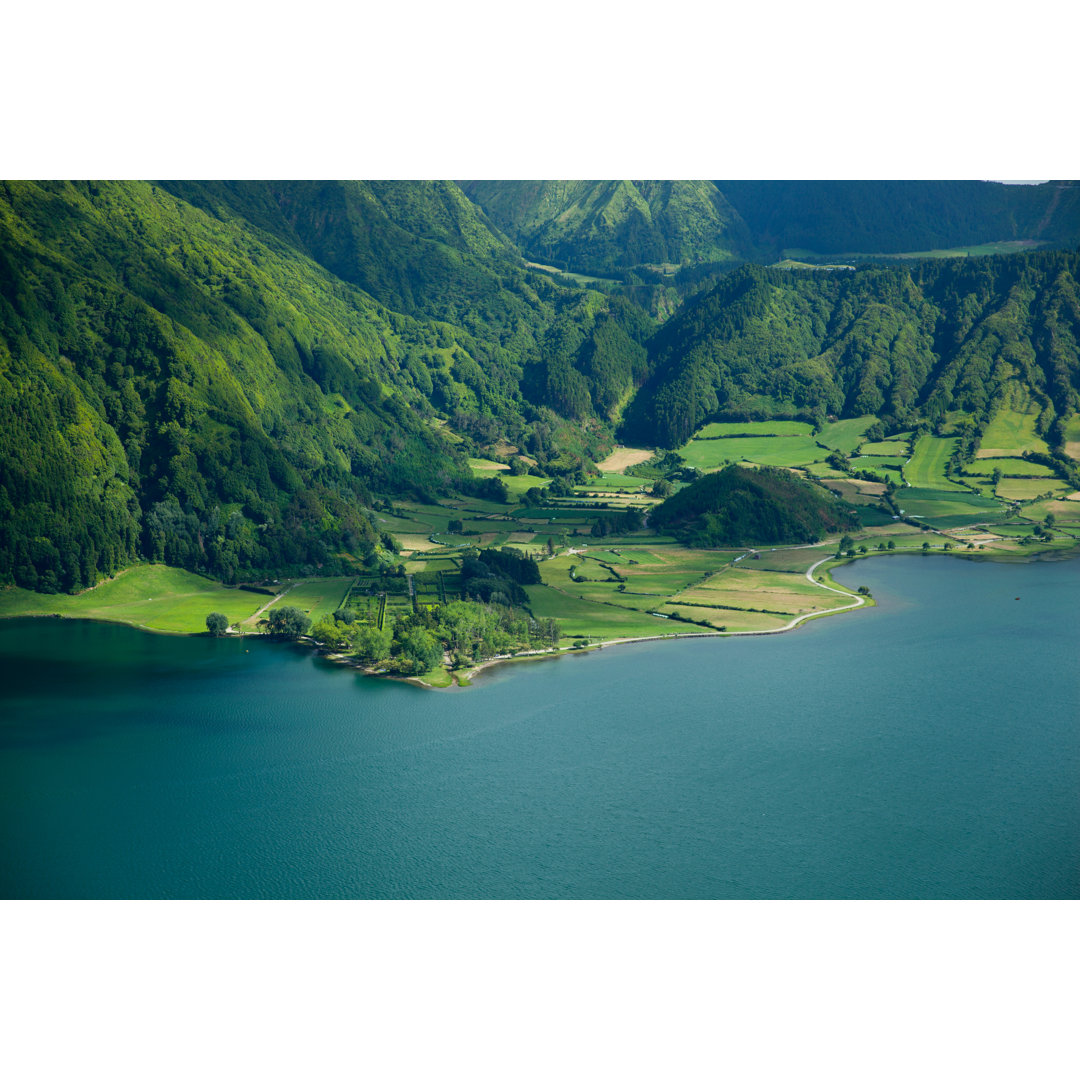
[718,180,1080,255]
[461,180,1080,268]
[458,180,758,274]
[621,253,1080,447]
[4,179,1080,598]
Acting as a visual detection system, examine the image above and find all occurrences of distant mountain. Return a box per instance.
[458,180,758,274]
[717,180,1080,256]
[460,181,1080,270]
[4,179,1080,595]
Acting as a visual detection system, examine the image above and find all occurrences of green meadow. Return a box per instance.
[679,434,826,470]
[978,395,1049,458]
[0,565,271,634]
[904,436,964,490]
[817,416,879,453]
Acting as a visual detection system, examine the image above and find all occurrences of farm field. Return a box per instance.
[261,578,354,626]
[962,458,1055,477]
[672,567,854,616]
[694,420,814,438]
[1064,416,1080,461]
[996,478,1073,502]
[467,457,509,472]
[905,436,964,490]
[594,446,655,472]
[0,565,270,634]
[860,440,908,456]
[658,605,790,633]
[820,478,887,504]
[817,416,878,453]
[848,456,905,482]
[895,487,1005,528]
[976,394,1050,458]
[679,434,826,470]
[522,585,684,641]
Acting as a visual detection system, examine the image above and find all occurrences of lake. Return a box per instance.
[1,554,1077,898]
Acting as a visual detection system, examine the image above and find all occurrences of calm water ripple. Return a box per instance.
[1,554,1077,898]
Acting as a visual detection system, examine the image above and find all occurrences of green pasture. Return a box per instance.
[745,547,826,572]
[0,564,270,634]
[467,457,510,473]
[1023,496,1080,523]
[978,398,1049,458]
[905,436,963,490]
[1063,416,1080,460]
[996,478,1073,502]
[850,455,906,477]
[695,420,814,438]
[658,604,788,633]
[679,434,826,470]
[523,585,683,640]
[817,416,878,453]
[859,440,908,456]
[962,458,1054,477]
[265,578,354,625]
[895,486,1004,528]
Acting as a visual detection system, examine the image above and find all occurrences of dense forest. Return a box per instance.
[3,179,1080,593]
[460,180,1080,272]
[622,253,1080,447]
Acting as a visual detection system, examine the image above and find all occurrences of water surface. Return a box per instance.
[1,555,1077,898]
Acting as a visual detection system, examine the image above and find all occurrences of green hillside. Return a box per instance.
[622,254,1080,450]
[459,180,757,274]
[650,465,858,547]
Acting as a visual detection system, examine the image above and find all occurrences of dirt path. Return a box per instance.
[235,583,295,630]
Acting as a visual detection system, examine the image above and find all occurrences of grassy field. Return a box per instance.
[694,420,814,438]
[895,486,1005,528]
[817,416,878,453]
[860,440,908,456]
[260,578,354,626]
[977,392,1050,458]
[594,446,655,472]
[962,458,1055,477]
[672,566,853,617]
[996,478,1073,502]
[1064,416,1080,461]
[905,436,964,490]
[0,565,272,634]
[679,434,826,470]
[467,457,509,472]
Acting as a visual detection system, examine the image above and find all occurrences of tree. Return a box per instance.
[354,625,392,663]
[206,612,229,636]
[267,605,310,638]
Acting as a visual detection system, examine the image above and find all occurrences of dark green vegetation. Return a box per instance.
[3,179,1080,666]
[624,255,1080,451]
[462,180,1080,274]
[651,466,857,547]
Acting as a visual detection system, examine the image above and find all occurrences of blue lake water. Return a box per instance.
[1,554,1077,898]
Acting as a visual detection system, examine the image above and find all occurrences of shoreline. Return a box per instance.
[4,544,1074,688]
